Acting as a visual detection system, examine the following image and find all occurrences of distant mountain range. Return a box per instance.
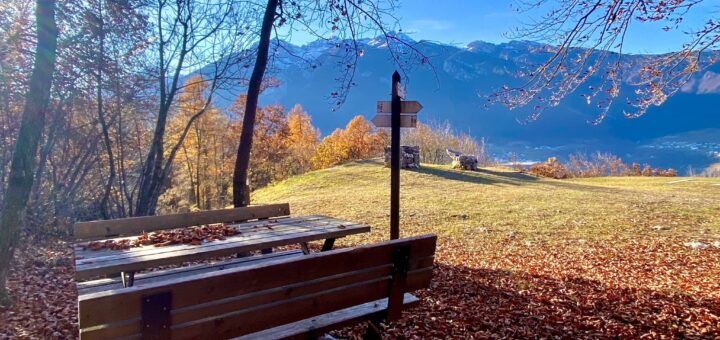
[205,36,720,172]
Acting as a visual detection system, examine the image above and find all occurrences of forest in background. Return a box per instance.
[0,0,435,234]
[0,4,485,235]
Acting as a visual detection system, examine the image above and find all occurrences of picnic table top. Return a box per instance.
[73,215,370,281]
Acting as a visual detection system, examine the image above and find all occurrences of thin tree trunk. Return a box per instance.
[232,0,277,207]
[96,2,116,219]
[0,0,57,305]
[181,143,197,206]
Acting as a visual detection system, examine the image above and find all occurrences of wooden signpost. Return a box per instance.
[371,114,417,128]
[372,71,423,240]
[376,101,423,115]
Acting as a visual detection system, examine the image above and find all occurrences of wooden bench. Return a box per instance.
[77,234,437,339]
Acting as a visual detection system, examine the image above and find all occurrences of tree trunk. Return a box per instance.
[232,0,277,207]
[0,0,57,305]
[96,2,116,219]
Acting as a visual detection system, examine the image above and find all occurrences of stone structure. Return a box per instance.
[446,149,478,171]
[384,146,421,169]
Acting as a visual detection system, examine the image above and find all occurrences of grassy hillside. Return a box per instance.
[253,160,720,338]
[254,160,720,245]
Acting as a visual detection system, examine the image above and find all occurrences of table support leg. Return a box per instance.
[321,238,336,252]
[121,271,135,287]
[363,318,383,340]
[300,242,310,255]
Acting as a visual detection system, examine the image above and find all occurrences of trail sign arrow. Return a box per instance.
[371,113,417,128]
[376,100,423,114]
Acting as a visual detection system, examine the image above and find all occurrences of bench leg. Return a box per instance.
[121,271,135,287]
[300,242,310,255]
[363,319,383,340]
[321,238,336,251]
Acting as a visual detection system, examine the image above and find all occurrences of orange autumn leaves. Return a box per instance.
[163,75,388,212]
[311,115,389,169]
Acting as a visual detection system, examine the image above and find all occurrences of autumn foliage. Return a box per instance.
[528,157,570,179]
[529,154,678,179]
[162,75,236,212]
[158,77,395,212]
[311,115,388,169]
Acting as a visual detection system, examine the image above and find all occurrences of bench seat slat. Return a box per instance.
[236,293,420,340]
[77,250,305,295]
[170,268,433,339]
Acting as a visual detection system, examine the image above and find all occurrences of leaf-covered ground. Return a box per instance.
[1,161,719,338]
[0,239,77,339]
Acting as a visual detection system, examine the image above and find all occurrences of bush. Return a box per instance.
[529,153,677,179]
[529,157,570,179]
[311,116,388,169]
[567,152,628,177]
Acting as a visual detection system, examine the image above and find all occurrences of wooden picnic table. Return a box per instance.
[73,215,370,284]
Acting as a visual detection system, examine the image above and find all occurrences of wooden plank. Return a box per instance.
[78,235,436,328]
[172,266,432,326]
[170,258,430,326]
[73,215,347,262]
[73,215,325,260]
[171,265,394,325]
[78,250,305,295]
[79,318,140,340]
[74,216,339,263]
[237,294,420,340]
[73,203,291,240]
[371,114,417,128]
[171,271,432,339]
[77,250,303,293]
[75,223,370,280]
[376,101,423,113]
[76,221,365,272]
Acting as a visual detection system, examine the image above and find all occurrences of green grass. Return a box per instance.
[253,160,720,247]
[252,160,720,337]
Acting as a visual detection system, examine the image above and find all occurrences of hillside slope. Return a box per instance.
[254,160,720,244]
[252,161,720,338]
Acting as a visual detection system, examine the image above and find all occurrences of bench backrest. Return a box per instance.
[73,203,290,241]
[78,234,437,340]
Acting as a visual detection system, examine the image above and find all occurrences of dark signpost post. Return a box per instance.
[372,71,423,240]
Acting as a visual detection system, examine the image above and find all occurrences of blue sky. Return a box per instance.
[286,1,718,54]
[393,1,717,54]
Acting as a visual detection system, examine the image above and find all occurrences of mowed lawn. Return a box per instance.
[254,160,720,338]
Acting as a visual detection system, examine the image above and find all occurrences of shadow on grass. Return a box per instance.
[415,165,643,195]
[410,166,538,186]
[399,263,720,338]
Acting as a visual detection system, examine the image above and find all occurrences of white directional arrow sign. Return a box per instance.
[376,100,423,114]
[371,114,417,128]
